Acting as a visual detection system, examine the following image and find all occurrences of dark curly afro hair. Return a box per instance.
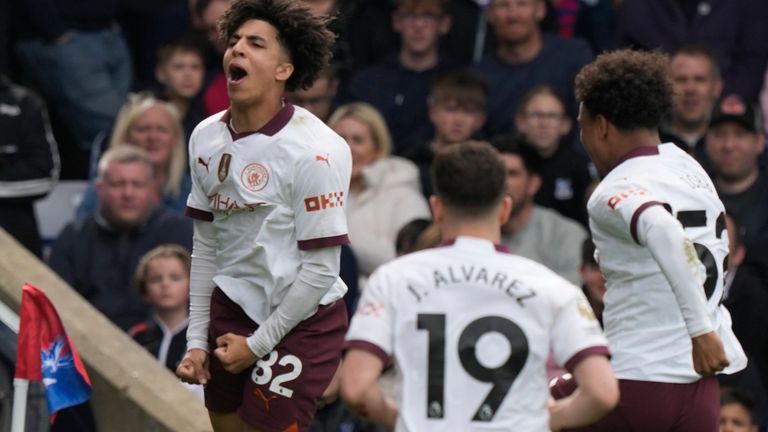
[218,0,336,92]
[575,49,673,131]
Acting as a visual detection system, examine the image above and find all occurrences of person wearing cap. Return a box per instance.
[705,94,768,249]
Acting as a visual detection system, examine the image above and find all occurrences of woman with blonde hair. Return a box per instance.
[77,93,191,218]
[328,102,431,278]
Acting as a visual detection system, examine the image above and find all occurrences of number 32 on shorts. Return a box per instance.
[251,351,303,398]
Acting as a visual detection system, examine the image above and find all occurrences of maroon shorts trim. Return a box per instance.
[205,288,348,431]
[185,206,214,222]
[551,376,720,431]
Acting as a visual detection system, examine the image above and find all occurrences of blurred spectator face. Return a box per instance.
[393,3,450,57]
[302,0,336,16]
[706,122,763,183]
[333,116,379,181]
[719,402,757,432]
[581,262,606,303]
[487,0,545,45]
[97,161,158,228]
[669,53,722,127]
[499,153,539,218]
[126,104,179,169]
[202,0,230,54]
[516,92,571,157]
[156,50,205,100]
[429,100,486,144]
[286,75,338,121]
[144,256,190,312]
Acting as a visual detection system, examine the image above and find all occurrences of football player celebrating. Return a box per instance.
[175,1,352,431]
[341,141,618,431]
[554,49,747,431]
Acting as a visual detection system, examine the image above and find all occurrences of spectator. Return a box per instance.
[155,36,207,141]
[515,85,595,225]
[720,387,760,432]
[343,0,458,155]
[14,0,131,152]
[78,93,191,218]
[616,0,768,102]
[129,244,203,399]
[49,146,192,330]
[328,102,431,279]
[705,95,768,250]
[0,75,59,258]
[198,0,232,115]
[492,134,587,285]
[395,218,432,256]
[661,44,723,171]
[472,0,593,137]
[285,66,339,122]
[404,71,488,198]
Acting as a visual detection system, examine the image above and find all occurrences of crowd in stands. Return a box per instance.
[1,0,768,430]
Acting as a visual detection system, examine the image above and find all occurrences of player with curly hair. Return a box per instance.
[552,49,747,431]
[175,1,352,430]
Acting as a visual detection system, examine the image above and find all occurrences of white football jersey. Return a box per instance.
[587,143,747,383]
[346,237,608,432]
[186,103,351,324]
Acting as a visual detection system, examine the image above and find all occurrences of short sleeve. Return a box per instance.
[185,129,213,222]
[550,289,609,372]
[293,139,352,250]
[589,178,669,244]
[344,268,394,365]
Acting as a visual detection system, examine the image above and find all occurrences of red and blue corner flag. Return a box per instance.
[14,283,91,415]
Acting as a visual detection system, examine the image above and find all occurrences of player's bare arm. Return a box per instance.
[340,349,398,430]
[549,355,618,430]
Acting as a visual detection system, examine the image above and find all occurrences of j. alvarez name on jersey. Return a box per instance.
[406,265,538,306]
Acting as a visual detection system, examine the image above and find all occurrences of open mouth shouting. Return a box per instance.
[228,64,249,85]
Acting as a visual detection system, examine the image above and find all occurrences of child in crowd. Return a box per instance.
[154,36,207,141]
[404,70,488,198]
[515,85,596,225]
[720,387,760,432]
[129,244,202,399]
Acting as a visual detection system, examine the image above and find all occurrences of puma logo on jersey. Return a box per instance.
[316,154,330,167]
[197,156,212,172]
[254,388,278,412]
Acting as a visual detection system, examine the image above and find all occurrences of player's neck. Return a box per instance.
[230,93,284,133]
[441,214,501,244]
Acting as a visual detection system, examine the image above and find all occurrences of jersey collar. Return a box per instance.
[439,236,511,254]
[220,100,295,141]
[615,145,659,167]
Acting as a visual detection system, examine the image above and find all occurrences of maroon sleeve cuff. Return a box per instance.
[185,206,214,222]
[629,201,670,244]
[343,340,391,367]
[564,345,611,373]
[297,234,350,250]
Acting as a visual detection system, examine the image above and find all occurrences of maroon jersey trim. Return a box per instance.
[564,345,611,373]
[629,201,671,244]
[219,101,295,140]
[343,340,390,367]
[297,234,350,250]
[185,206,214,222]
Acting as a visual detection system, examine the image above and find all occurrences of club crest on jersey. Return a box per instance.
[241,162,270,192]
[218,153,232,183]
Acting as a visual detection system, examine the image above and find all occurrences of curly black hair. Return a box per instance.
[218,0,336,92]
[575,49,673,131]
[431,141,506,217]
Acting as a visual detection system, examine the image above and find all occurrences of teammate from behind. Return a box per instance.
[340,141,618,431]
[557,49,747,431]
[175,1,352,431]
